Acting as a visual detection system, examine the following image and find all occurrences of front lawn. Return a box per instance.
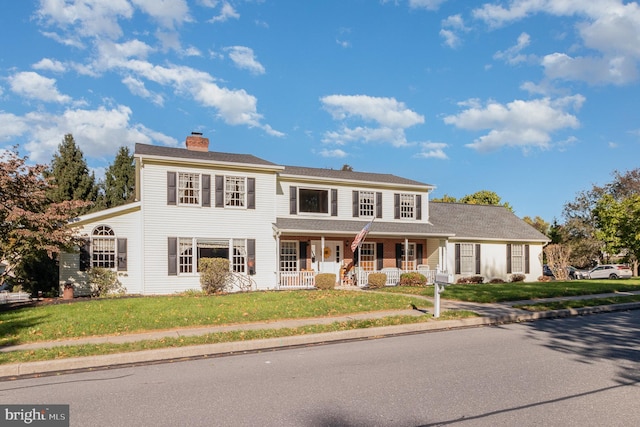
[0,290,430,347]
[379,279,640,303]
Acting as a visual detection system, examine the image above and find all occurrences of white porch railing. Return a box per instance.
[276,268,440,289]
[277,271,316,289]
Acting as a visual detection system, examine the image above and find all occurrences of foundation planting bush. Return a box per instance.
[367,273,387,289]
[199,258,231,294]
[456,276,484,284]
[399,272,427,287]
[315,273,336,290]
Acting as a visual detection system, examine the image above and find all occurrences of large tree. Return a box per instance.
[0,147,89,289]
[46,134,98,209]
[594,193,640,272]
[102,146,135,208]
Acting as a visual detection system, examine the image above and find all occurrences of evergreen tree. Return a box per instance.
[46,134,98,209]
[103,146,136,208]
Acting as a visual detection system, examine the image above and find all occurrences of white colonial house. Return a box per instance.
[59,133,549,295]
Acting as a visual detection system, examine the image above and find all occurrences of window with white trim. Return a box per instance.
[460,243,474,274]
[399,193,415,219]
[225,176,246,207]
[280,241,298,272]
[511,244,524,273]
[359,242,376,271]
[299,188,329,214]
[178,173,200,205]
[177,238,249,275]
[92,225,116,268]
[179,238,193,273]
[232,240,246,273]
[359,191,375,217]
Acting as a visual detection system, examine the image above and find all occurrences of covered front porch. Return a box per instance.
[273,217,453,290]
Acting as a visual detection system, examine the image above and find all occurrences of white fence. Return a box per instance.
[277,268,439,289]
[0,291,31,304]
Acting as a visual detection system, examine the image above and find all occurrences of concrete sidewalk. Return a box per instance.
[1,292,640,379]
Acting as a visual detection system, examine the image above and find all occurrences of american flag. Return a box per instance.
[351,218,374,252]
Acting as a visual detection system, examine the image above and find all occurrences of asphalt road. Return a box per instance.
[1,310,639,427]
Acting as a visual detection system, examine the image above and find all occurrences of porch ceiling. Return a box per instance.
[274,217,454,238]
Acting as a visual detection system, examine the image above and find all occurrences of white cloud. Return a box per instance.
[209,1,239,23]
[8,71,72,103]
[122,76,164,105]
[0,113,29,142]
[542,52,638,85]
[444,96,585,152]
[608,141,618,148]
[440,14,469,48]
[318,148,347,158]
[320,95,424,148]
[32,58,67,73]
[130,0,191,29]
[225,46,265,75]
[409,0,448,11]
[494,32,534,65]
[7,105,177,164]
[415,141,449,159]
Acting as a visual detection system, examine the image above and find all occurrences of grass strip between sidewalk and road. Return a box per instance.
[0,311,477,365]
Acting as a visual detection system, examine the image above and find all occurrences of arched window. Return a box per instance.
[92,225,116,269]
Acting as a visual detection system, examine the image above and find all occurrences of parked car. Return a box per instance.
[543,265,589,280]
[588,264,632,279]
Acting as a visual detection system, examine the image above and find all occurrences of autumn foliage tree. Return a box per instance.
[0,147,89,289]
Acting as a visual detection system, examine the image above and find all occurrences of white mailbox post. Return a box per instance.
[434,271,453,318]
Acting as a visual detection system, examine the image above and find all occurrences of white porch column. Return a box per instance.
[321,236,325,271]
[404,238,409,271]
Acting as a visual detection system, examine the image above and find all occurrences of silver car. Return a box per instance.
[588,264,632,279]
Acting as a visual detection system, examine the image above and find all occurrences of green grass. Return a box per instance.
[514,294,640,312]
[379,279,640,303]
[0,311,478,365]
[0,290,430,347]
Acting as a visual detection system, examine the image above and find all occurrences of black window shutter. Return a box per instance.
[247,177,256,209]
[168,237,177,276]
[79,239,91,271]
[455,243,461,274]
[331,189,338,216]
[299,241,308,270]
[202,174,211,207]
[289,186,297,214]
[416,195,422,220]
[353,247,359,266]
[506,244,512,274]
[215,175,224,207]
[352,191,359,217]
[417,244,423,265]
[167,172,176,205]
[377,242,384,270]
[247,239,256,275]
[395,243,402,268]
[117,238,127,271]
[525,244,530,274]
[475,244,481,275]
[394,194,400,219]
[376,192,383,218]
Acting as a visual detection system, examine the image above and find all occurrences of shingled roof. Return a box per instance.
[135,143,281,168]
[429,202,549,242]
[281,165,432,187]
[274,217,453,237]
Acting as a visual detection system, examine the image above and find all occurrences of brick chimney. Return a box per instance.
[185,132,209,152]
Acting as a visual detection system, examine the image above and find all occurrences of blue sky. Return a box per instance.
[1,1,640,223]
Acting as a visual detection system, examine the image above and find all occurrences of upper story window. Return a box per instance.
[359,191,375,217]
[399,194,415,219]
[179,172,200,205]
[225,175,246,207]
[299,188,329,214]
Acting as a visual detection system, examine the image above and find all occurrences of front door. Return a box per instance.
[311,240,342,277]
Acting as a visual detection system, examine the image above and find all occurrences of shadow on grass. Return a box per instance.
[0,304,51,348]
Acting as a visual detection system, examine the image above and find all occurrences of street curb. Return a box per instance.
[1,302,639,380]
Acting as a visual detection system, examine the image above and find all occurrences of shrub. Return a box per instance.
[510,274,526,283]
[456,276,484,284]
[489,278,505,284]
[367,273,387,289]
[88,267,126,297]
[538,275,552,282]
[199,258,231,295]
[315,273,336,290]
[399,272,427,287]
